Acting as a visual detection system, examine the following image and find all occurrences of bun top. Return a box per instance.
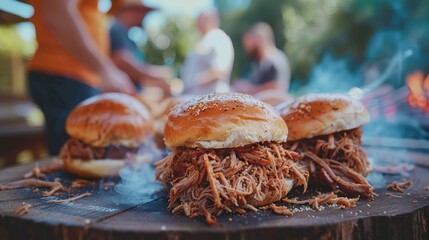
[277,93,369,141]
[156,95,195,121]
[154,95,194,134]
[66,93,153,147]
[164,92,288,149]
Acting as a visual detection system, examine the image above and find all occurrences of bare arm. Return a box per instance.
[112,50,170,92]
[42,0,134,93]
[112,50,146,81]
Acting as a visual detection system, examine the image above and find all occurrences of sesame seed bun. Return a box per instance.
[66,93,153,148]
[277,93,369,141]
[63,158,126,178]
[164,92,288,149]
[153,95,195,149]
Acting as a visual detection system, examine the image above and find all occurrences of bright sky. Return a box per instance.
[0,0,34,18]
[145,0,214,16]
[143,0,214,29]
[2,0,214,42]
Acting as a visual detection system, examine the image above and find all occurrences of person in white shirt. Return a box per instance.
[181,10,234,94]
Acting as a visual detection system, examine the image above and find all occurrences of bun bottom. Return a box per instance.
[63,158,126,178]
[246,178,295,206]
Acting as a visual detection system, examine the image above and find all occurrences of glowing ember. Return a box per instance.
[406,71,429,113]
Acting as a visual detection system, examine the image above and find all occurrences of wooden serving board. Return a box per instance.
[0,148,428,240]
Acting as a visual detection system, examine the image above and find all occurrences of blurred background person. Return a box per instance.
[26,0,135,156]
[109,0,171,95]
[181,9,234,94]
[233,22,291,95]
[1,0,428,168]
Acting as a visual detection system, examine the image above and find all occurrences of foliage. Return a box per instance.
[139,0,429,91]
[215,0,429,89]
[142,16,199,75]
[0,24,35,57]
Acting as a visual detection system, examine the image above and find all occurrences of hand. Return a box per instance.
[140,66,172,96]
[143,78,171,96]
[99,67,135,94]
[146,66,172,80]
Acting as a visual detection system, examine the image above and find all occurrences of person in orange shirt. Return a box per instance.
[27,0,135,155]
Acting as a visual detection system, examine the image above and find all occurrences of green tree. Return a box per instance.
[216,0,429,90]
[142,16,198,75]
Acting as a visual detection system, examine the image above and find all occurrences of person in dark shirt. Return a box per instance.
[233,22,291,95]
[109,0,170,94]
[110,20,138,55]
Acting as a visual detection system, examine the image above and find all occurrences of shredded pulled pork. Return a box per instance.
[60,138,138,161]
[387,180,412,192]
[286,128,374,198]
[260,204,293,216]
[23,159,63,179]
[0,178,64,197]
[13,202,32,215]
[70,179,94,189]
[283,192,359,210]
[155,142,309,225]
[47,192,92,203]
[385,192,403,198]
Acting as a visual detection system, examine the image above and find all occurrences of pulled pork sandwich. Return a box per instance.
[278,93,374,198]
[155,92,308,225]
[152,95,193,149]
[60,93,153,178]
